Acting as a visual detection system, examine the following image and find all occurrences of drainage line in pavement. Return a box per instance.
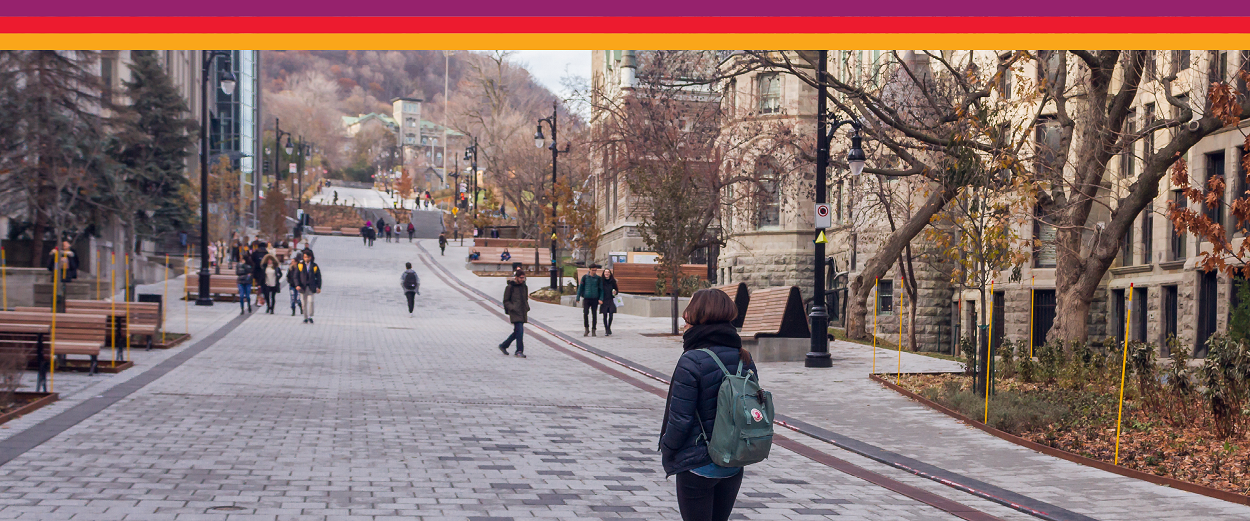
[0,311,252,467]
[418,247,1083,521]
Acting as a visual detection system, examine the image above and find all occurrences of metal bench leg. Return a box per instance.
[36,362,46,393]
[146,334,153,351]
[89,355,97,375]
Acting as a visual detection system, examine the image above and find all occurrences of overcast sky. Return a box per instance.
[509,50,591,99]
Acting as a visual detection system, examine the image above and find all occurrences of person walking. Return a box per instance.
[286,251,304,316]
[259,254,282,314]
[438,233,448,256]
[235,255,254,314]
[660,289,758,521]
[46,241,80,281]
[498,270,529,358]
[293,249,322,324]
[375,219,385,242]
[385,224,392,243]
[576,264,604,337]
[600,268,619,336]
[362,221,372,247]
[407,222,416,242]
[400,262,420,313]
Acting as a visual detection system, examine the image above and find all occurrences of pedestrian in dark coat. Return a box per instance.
[600,268,619,336]
[361,222,371,246]
[259,254,281,314]
[577,264,604,336]
[46,241,80,281]
[660,288,758,521]
[286,251,303,316]
[498,271,529,358]
[400,262,420,313]
[438,233,448,256]
[293,249,321,323]
[407,222,416,241]
[235,256,254,314]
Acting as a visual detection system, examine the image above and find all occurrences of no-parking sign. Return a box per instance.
[815,203,831,228]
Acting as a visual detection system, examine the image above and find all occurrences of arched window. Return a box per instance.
[755,161,780,229]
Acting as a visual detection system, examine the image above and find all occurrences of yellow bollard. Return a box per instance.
[872,278,879,375]
[95,248,101,300]
[984,280,995,424]
[183,252,189,334]
[1029,275,1035,359]
[1115,284,1134,465]
[124,254,131,365]
[897,288,902,385]
[50,250,59,393]
[162,254,168,346]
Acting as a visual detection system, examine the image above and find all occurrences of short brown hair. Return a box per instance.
[683,288,738,325]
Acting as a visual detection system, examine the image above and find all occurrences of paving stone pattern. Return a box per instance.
[0,236,980,520]
[427,240,1250,521]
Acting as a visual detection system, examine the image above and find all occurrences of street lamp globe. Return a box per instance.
[847,131,866,176]
[534,125,545,148]
[284,138,294,156]
[219,71,237,96]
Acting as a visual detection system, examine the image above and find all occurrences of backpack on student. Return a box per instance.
[403,271,418,291]
[695,348,774,467]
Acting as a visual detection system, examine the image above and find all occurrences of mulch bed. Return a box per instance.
[0,392,57,426]
[888,373,1250,502]
[55,360,134,374]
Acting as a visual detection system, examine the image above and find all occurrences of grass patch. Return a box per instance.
[829,328,961,362]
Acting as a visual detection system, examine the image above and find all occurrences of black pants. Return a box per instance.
[502,322,524,353]
[602,311,614,333]
[263,286,278,313]
[405,291,416,313]
[583,299,600,329]
[675,470,743,521]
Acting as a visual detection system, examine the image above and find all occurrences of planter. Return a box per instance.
[871,373,1250,506]
[55,360,134,374]
[0,392,57,426]
[151,332,190,349]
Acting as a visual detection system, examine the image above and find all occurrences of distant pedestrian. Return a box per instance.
[577,264,604,337]
[235,255,254,314]
[600,268,619,336]
[286,251,303,316]
[401,262,420,313]
[438,233,448,256]
[375,220,384,240]
[498,270,529,358]
[500,249,511,262]
[259,254,281,314]
[661,289,758,521]
[385,224,393,242]
[46,241,79,281]
[293,249,322,324]
[407,222,416,241]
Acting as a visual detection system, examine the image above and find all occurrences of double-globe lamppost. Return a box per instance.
[196,50,237,306]
[535,101,569,291]
[806,49,867,367]
[464,136,479,223]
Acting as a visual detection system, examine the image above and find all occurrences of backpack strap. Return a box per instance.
[698,348,743,377]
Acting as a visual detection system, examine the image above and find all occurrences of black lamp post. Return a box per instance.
[807,49,866,367]
[273,119,293,190]
[196,50,236,306]
[464,136,479,222]
[535,101,570,291]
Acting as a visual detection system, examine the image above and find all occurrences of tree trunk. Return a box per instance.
[908,298,918,352]
[670,264,680,335]
[977,288,988,397]
[846,183,958,339]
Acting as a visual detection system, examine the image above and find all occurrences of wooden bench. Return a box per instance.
[340,227,362,236]
[587,263,707,295]
[467,247,551,273]
[272,248,291,264]
[0,323,50,392]
[473,238,536,248]
[713,283,750,328]
[738,286,810,339]
[188,275,242,301]
[65,300,161,351]
[312,226,334,235]
[0,311,108,374]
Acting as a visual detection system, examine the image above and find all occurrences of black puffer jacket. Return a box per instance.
[660,327,757,477]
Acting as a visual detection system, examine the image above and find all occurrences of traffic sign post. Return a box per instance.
[815,203,831,229]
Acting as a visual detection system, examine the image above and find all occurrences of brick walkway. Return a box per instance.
[427,240,1250,521]
[0,236,1017,520]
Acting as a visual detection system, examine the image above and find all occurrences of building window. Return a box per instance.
[1163,285,1178,350]
[404,134,415,144]
[1035,116,1063,177]
[1171,189,1187,260]
[1215,51,1229,83]
[406,117,416,128]
[1239,50,1250,94]
[877,279,893,313]
[1121,213,1135,266]
[1238,146,1249,233]
[100,55,116,103]
[1172,50,1191,73]
[727,78,737,117]
[1120,109,1136,178]
[998,70,1012,99]
[1145,50,1157,80]
[1142,203,1153,264]
[757,73,781,115]
[1034,205,1057,268]
[1037,50,1062,87]
[1206,151,1226,228]
[755,177,780,228]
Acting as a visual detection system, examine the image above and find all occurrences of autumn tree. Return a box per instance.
[259,182,289,243]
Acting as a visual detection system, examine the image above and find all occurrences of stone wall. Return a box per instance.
[723,253,815,302]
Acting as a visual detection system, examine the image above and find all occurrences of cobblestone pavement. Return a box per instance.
[0,236,1014,520]
[426,240,1250,521]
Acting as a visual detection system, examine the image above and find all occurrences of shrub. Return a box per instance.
[959,335,977,376]
[929,383,1068,433]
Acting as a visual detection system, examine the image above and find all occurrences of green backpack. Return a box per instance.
[696,348,774,467]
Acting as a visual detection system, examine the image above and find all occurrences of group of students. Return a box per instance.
[233,242,322,323]
[360,219,416,247]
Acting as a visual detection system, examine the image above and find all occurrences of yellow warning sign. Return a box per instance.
[815,231,828,244]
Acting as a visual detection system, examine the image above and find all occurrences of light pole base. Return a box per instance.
[195,270,214,306]
[804,352,833,368]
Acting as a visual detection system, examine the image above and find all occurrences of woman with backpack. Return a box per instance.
[660,288,766,521]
